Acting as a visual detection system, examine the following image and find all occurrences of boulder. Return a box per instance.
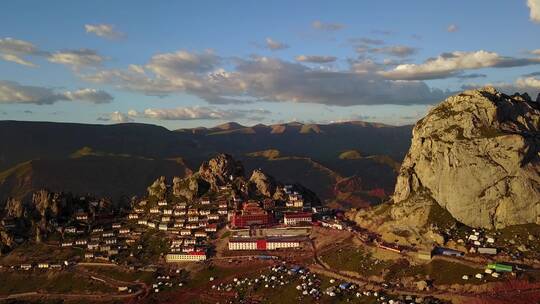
[393,87,540,229]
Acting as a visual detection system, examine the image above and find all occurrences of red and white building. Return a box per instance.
[228,237,302,251]
[230,202,275,228]
[283,212,312,226]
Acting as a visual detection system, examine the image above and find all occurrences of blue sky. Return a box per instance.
[1,0,539,129]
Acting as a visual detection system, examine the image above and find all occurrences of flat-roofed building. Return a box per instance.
[165,252,206,262]
[283,212,312,226]
[228,237,302,251]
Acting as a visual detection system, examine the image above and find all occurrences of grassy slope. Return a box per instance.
[0,155,191,202]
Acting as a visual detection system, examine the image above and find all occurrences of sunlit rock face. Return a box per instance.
[393,87,540,229]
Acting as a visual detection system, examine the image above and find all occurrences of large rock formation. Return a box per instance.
[163,154,320,205]
[393,87,540,229]
[249,169,277,197]
[147,176,167,199]
[198,154,245,191]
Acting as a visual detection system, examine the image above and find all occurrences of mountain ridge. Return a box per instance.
[0,119,411,208]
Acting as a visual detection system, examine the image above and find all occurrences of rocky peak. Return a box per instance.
[4,198,25,218]
[249,169,277,197]
[198,154,244,187]
[147,176,167,199]
[393,87,540,229]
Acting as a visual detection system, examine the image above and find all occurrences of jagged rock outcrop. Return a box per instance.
[4,198,25,218]
[32,190,62,219]
[147,176,167,199]
[249,169,277,197]
[172,175,210,201]
[393,87,540,229]
[168,154,319,205]
[198,154,244,190]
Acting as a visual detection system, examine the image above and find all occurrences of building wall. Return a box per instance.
[284,217,311,225]
[228,241,257,250]
[165,253,206,262]
[228,240,301,250]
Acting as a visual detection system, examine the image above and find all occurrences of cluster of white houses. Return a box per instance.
[281,185,308,208]
[127,198,232,262]
[52,182,322,263]
[56,210,141,262]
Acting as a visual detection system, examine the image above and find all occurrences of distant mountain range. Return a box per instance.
[0,120,413,208]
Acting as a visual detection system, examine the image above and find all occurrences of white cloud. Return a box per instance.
[0,80,113,105]
[81,50,448,106]
[516,76,540,88]
[0,37,45,67]
[63,88,113,104]
[380,50,540,80]
[48,49,105,68]
[1,53,37,67]
[147,49,220,79]
[461,76,540,99]
[447,24,459,32]
[530,49,540,55]
[527,0,540,23]
[85,24,125,40]
[295,55,337,63]
[312,20,344,31]
[142,106,270,121]
[264,38,289,51]
[111,111,132,122]
[127,109,138,117]
[98,111,133,123]
[0,37,39,54]
[1,37,106,69]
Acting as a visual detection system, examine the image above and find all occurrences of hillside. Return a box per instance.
[349,87,540,246]
[0,120,412,206]
[0,156,191,204]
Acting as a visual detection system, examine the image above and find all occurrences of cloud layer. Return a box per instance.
[85,24,125,40]
[142,106,270,120]
[0,37,106,69]
[82,51,448,106]
[363,45,417,58]
[380,50,540,80]
[48,49,105,68]
[100,106,271,122]
[0,80,113,105]
[0,37,44,67]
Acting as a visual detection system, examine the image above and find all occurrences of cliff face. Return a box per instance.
[392,87,540,229]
